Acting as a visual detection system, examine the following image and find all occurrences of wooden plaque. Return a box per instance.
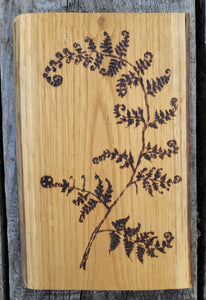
[13,13,191,290]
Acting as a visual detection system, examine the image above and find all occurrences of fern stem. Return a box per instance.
[140,79,150,123]
[50,49,137,73]
[130,163,135,173]
[98,52,136,69]
[80,208,111,269]
[129,79,150,179]
[60,39,151,269]
[80,89,149,269]
[98,229,114,233]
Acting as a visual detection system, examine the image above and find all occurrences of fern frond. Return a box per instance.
[103,178,113,203]
[146,68,171,97]
[123,235,134,258]
[115,30,129,58]
[136,167,182,196]
[113,104,144,127]
[84,37,96,51]
[111,216,130,232]
[92,148,134,170]
[142,140,179,161]
[109,232,121,253]
[134,52,153,76]
[100,58,122,77]
[136,246,145,263]
[148,98,178,128]
[100,31,113,55]
[116,72,142,97]
[94,174,104,199]
[79,199,98,223]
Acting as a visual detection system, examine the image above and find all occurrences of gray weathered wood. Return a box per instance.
[196,0,206,299]
[0,0,196,299]
[0,1,9,299]
[0,142,9,300]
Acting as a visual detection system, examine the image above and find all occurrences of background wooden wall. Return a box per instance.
[0,0,203,299]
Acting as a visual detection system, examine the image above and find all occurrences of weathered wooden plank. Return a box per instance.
[0,1,7,298]
[1,0,196,299]
[0,159,8,300]
[0,129,9,300]
[196,0,206,299]
[14,12,191,290]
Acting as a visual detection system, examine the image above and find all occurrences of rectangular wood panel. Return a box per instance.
[13,12,191,290]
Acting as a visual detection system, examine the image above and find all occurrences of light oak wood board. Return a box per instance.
[13,12,191,290]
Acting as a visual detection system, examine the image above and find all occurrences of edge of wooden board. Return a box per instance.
[185,12,193,288]
[13,18,28,286]
[13,12,192,290]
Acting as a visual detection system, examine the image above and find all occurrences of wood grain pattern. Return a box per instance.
[14,12,191,290]
[0,0,197,298]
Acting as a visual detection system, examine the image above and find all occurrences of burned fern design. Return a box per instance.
[115,51,153,98]
[148,98,178,128]
[94,174,113,206]
[40,174,113,222]
[116,72,142,98]
[142,140,179,161]
[135,167,182,196]
[93,148,134,170]
[134,52,153,77]
[113,104,144,127]
[108,216,174,263]
[146,68,171,97]
[41,30,183,270]
[115,30,129,58]
[84,37,96,51]
[100,31,113,55]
